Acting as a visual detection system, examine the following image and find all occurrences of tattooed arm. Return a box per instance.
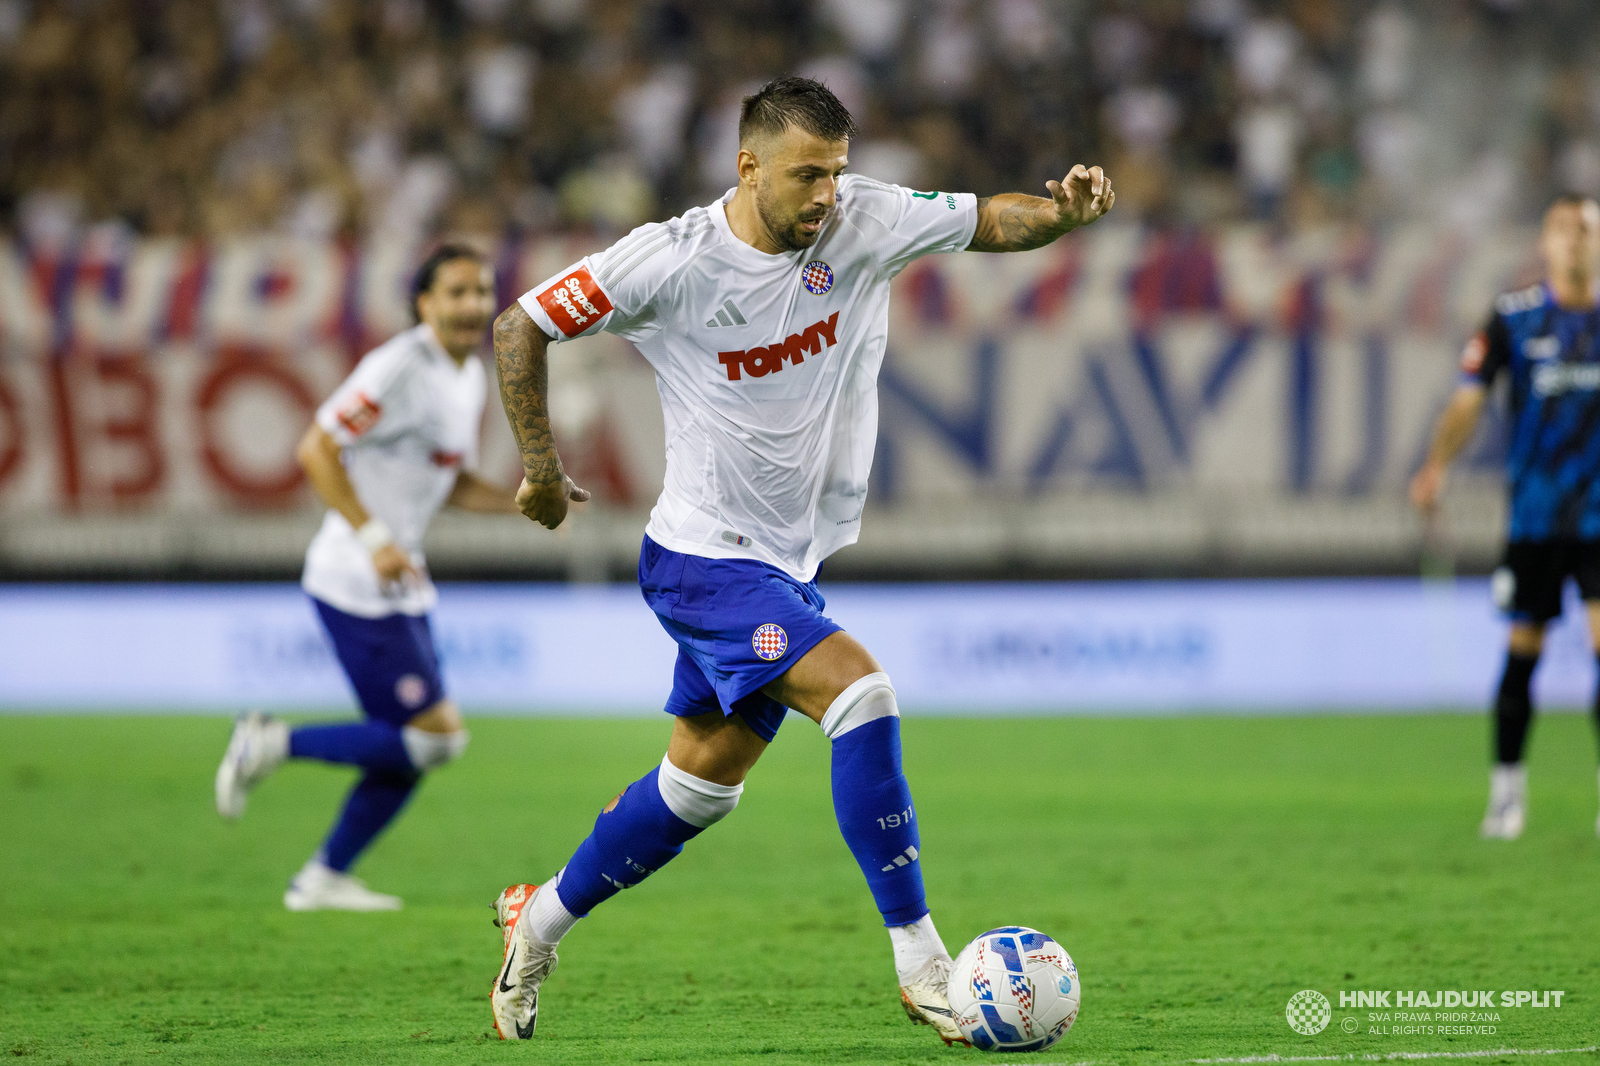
[493,302,590,529]
[968,164,1115,253]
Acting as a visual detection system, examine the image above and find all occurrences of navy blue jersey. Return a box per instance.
[1465,283,1600,541]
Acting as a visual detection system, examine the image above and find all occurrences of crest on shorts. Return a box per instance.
[752,623,788,661]
[801,261,833,295]
[394,673,429,709]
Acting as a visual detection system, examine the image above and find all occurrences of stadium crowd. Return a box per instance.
[4,0,1600,252]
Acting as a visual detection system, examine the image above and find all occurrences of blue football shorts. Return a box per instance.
[311,597,446,726]
[637,536,843,742]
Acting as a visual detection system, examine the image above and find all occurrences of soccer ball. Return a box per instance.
[946,926,1080,1052]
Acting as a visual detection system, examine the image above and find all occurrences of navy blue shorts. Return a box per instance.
[311,598,446,726]
[638,536,842,742]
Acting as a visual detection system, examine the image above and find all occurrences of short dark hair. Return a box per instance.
[410,243,489,322]
[738,77,856,148]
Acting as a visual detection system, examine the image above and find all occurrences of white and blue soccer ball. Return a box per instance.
[946,926,1080,1052]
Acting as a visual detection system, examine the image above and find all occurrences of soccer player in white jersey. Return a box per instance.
[214,245,524,911]
[488,78,1113,1043]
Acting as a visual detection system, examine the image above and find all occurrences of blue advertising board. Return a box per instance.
[0,580,1592,714]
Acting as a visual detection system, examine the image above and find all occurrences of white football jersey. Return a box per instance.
[302,324,486,618]
[520,175,977,580]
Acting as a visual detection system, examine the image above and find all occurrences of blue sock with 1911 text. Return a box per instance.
[824,674,928,926]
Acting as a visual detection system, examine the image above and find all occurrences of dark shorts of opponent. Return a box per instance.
[1494,540,1600,624]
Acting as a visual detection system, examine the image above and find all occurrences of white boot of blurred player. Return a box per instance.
[1480,763,1526,840]
[284,858,402,911]
[215,711,289,819]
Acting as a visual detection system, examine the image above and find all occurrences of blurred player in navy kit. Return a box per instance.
[1411,195,1600,839]
[214,245,524,909]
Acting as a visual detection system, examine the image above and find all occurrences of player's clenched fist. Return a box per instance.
[516,473,590,529]
[1046,164,1115,230]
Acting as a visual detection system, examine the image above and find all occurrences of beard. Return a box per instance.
[756,184,829,252]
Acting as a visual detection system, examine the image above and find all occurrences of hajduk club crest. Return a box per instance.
[801,261,833,295]
[753,624,789,661]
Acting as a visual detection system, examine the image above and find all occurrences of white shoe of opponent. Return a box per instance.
[490,883,560,1040]
[215,711,288,819]
[899,955,969,1047]
[1480,765,1526,840]
[284,859,402,912]
[1480,797,1525,840]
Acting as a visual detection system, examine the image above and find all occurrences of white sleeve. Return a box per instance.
[517,223,673,344]
[315,342,415,446]
[847,176,979,277]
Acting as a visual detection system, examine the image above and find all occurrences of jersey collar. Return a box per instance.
[416,323,468,367]
[709,190,804,266]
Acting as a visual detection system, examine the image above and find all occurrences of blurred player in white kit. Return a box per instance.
[487,77,1113,1044]
[214,245,524,911]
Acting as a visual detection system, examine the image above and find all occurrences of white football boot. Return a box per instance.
[215,711,288,819]
[899,955,970,1047]
[283,859,402,911]
[1480,764,1526,840]
[491,883,560,1040]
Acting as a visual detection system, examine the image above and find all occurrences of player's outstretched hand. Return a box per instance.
[1045,165,1115,231]
[516,473,591,530]
[1409,461,1444,514]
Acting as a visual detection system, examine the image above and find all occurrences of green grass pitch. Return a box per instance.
[1,712,1598,1065]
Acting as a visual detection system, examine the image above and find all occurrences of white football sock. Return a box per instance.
[1490,762,1527,805]
[522,868,580,946]
[888,914,950,984]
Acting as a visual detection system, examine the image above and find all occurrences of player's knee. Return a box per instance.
[1508,625,1545,657]
[656,754,742,829]
[820,672,898,741]
[401,726,470,772]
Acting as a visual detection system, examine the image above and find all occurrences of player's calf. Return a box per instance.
[556,755,741,916]
[823,673,928,924]
[489,755,741,1037]
[820,673,965,1044]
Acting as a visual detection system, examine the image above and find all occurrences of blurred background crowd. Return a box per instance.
[6,0,1600,253]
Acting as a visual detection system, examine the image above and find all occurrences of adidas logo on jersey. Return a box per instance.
[705,300,748,328]
[717,312,839,382]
